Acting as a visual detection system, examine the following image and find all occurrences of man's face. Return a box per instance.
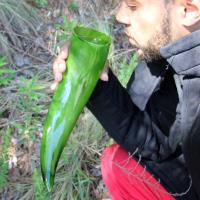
[116,0,175,61]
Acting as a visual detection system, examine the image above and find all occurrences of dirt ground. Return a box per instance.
[0,0,134,199]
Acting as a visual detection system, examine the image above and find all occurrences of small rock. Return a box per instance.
[90,165,102,177]
[11,137,18,145]
[53,9,60,18]
[8,155,18,169]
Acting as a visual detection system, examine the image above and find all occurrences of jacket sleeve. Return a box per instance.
[86,68,172,161]
[182,113,200,199]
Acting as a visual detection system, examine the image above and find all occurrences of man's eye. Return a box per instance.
[128,5,137,11]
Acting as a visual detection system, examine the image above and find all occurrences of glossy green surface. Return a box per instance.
[40,26,111,192]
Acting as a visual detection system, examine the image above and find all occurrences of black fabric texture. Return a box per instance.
[86,29,200,199]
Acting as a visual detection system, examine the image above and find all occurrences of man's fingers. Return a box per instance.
[58,61,66,73]
[100,61,109,81]
[51,43,68,91]
[50,82,58,91]
[53,59,59,74]
[58,44,69,59]
[52,60,63,84]
[53,59,66,73]
[100,72,109,81]
[55,73,63,82]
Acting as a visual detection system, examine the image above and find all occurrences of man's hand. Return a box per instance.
[51,44,109,91]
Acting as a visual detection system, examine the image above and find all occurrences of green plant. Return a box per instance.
[0,127,11,189]
[32,168,49,200]
[73,168,91,200]
[34,0,48,7]
[13,115,40,144]
[0,57,7,66]
[11,75,47,143]
[55,16,78,43]
[68,0,79,12]
[0,62,50,197]
[0,57,15,86]
[0,72,47,143]
[16,75,46,113]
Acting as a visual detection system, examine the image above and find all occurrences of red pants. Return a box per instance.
[101,144,176,200]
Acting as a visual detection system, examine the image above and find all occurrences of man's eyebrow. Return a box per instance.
[125,0,141,4]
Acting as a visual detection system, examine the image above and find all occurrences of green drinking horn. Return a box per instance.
[40,26,111,192]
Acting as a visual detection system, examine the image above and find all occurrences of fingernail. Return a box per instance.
[55,74,61,81]
[61,51,67,58]
[59,63,66,71]
[101,74,109,82]
[50,83,56,91]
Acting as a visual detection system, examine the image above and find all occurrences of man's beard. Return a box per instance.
[137,11,172,62]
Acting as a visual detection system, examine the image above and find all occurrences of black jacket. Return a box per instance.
[87,30,200,199]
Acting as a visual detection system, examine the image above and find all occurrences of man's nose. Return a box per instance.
[115,1,130,25]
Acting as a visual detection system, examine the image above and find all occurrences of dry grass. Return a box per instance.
[0,0,41,62]
[0,0,137,199]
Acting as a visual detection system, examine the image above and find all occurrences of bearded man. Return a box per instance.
[51,0,200,199]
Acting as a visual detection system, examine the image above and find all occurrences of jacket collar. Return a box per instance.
[160,29,200,76]
[128,30,200,111]
[127,59,168,111]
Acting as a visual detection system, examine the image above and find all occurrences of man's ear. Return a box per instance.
[181,0,200,26]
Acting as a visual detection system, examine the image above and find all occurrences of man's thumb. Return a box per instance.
[100,71,109,81]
